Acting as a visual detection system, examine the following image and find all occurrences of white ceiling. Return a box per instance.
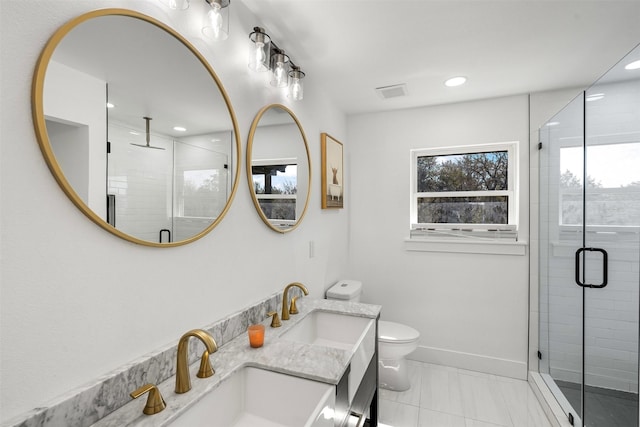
[240,0,640,115]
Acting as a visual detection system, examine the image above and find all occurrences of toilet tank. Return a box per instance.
[326,280,362,302]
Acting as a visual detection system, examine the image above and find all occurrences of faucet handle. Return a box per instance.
[197,350,215,378]
[289,296,299,315]
[130,383,166,415]
[267,311,281,328]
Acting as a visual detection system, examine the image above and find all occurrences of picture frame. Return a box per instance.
[321,133,344,209]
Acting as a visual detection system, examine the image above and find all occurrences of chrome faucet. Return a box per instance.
[175,329,217,394]
[282,282,309,321]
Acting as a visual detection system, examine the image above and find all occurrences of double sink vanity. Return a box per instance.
[92,293,380,427]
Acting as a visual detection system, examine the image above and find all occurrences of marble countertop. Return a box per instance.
[91,298,381,427]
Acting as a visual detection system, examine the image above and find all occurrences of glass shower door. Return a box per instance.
[580,61,640,427]
[540,43,640,427]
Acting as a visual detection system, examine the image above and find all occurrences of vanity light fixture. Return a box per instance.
[248,27,271,72]
[288,66,305,101]
[158,0,190,10]
[270,49,290,88]
[158,0,230,41]
[248,26,306,100]
[202,0,230,41]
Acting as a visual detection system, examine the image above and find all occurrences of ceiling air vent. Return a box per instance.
[375,83,408,99]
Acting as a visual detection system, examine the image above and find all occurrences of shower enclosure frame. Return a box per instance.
[534,44,640,427]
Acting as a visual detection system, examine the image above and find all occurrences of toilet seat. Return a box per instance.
[378,320,419,344]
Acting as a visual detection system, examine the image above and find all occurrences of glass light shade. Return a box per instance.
[248,28,271,72]
[270,52,290,88]
[159,0,190,10]
[202,0,229,41]
[288,68,305,101]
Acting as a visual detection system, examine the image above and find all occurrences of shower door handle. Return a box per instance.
[575,247,608,288]
[159,229,171,243]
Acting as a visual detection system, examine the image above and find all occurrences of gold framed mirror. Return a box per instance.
[32,9,241,247]
[247,104,311,233]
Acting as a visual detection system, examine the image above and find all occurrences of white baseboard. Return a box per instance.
[408,345,528,380]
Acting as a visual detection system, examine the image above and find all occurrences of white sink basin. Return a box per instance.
[169,367,335,427]
[281,310,372,349]
[281,311,375,404]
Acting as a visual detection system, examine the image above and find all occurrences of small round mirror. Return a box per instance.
[247,104,311,233]
[32,9,241,247]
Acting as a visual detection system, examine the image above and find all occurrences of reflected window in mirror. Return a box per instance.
[252,159,298,226]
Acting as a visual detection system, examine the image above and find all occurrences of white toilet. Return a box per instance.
[326,280,420,392]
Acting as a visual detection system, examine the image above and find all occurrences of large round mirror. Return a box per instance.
[247,104,311,233]
[32,9,241,247]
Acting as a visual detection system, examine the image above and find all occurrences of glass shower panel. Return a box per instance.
[540,43,640,427]
[539,93,585,423]
[582,50,640,427]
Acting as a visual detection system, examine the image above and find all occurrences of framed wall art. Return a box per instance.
[321,133,344,209]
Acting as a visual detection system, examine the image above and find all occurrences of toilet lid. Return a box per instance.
[378,320,420,344]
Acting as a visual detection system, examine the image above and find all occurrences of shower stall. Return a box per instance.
[538,44,640,426]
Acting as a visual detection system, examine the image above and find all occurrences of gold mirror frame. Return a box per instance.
[32,9,242,247]
[246,104,311,233]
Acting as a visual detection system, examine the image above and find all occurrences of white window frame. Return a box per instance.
[409,142,519,240]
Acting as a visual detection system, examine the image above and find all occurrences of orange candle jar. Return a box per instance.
[248,324,265,348]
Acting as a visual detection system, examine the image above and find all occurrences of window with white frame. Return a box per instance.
[410,142,518,240]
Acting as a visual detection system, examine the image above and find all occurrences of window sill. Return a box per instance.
[404,238,527,256]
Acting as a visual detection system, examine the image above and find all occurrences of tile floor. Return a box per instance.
[377,361,554,427]
[558,380,638,427]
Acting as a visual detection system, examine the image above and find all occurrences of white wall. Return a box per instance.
[44,60,107,218]
[0,0,348,421]
[347,95,531,379]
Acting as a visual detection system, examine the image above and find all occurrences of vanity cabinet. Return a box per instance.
[334,321,378,427]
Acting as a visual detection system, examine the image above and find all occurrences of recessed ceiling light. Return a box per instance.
[444,76,467,87]
[106,102,115,108]
[586,93,604,102]
[173,126,187,132]
[625,60,640,70]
